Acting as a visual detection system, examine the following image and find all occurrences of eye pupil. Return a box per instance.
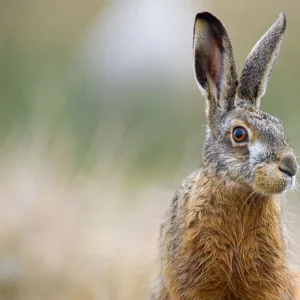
[235,129,244,139]
[232,126,248,143]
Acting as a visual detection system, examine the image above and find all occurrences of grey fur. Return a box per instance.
[237,13,286,107]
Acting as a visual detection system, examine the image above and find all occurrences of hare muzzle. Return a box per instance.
[254,152,298,194]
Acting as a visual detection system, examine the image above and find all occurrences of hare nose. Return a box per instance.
[278,153,299,177]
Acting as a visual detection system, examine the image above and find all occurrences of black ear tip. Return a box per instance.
[195,11,220,24]
[195,11,213,19]
[194,12,226,39]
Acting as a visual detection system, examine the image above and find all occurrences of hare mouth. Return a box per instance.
[253,163,293,195]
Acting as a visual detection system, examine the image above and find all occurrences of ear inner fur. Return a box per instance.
[193,12,238,124]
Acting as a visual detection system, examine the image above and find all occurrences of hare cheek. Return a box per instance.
[249,141,268,166]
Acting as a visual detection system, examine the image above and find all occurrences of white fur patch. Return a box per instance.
[249,141,268,163]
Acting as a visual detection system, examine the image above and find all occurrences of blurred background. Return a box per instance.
[1,0,300,299]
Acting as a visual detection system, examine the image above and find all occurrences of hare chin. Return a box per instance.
[253,163,292,195]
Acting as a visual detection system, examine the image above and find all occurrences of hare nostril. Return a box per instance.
[278,153,298,177]
[278,167,293,178]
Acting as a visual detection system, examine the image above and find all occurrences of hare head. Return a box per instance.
[193,12,298,195]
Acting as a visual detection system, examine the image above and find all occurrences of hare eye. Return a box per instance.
[232,127,248,143]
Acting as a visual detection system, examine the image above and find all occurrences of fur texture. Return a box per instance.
[153,12,299,300]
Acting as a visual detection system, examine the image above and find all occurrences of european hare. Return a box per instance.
[153,12,299,300]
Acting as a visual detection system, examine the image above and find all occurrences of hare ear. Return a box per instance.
[193,12,238,123]
[237,13,286,108]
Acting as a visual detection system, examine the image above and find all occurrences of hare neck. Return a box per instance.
[190,168,287,267]
[185,169,291,297]
[197,169,283,226]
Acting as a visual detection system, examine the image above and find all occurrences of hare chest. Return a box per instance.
[177,198,290,299]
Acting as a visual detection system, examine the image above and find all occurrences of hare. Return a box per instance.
[153,12,299,300]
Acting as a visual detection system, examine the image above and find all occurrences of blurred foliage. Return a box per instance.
[1,0,300,181]
[1,0,300,179]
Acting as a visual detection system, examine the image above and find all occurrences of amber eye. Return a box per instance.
[232,126,248,143]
